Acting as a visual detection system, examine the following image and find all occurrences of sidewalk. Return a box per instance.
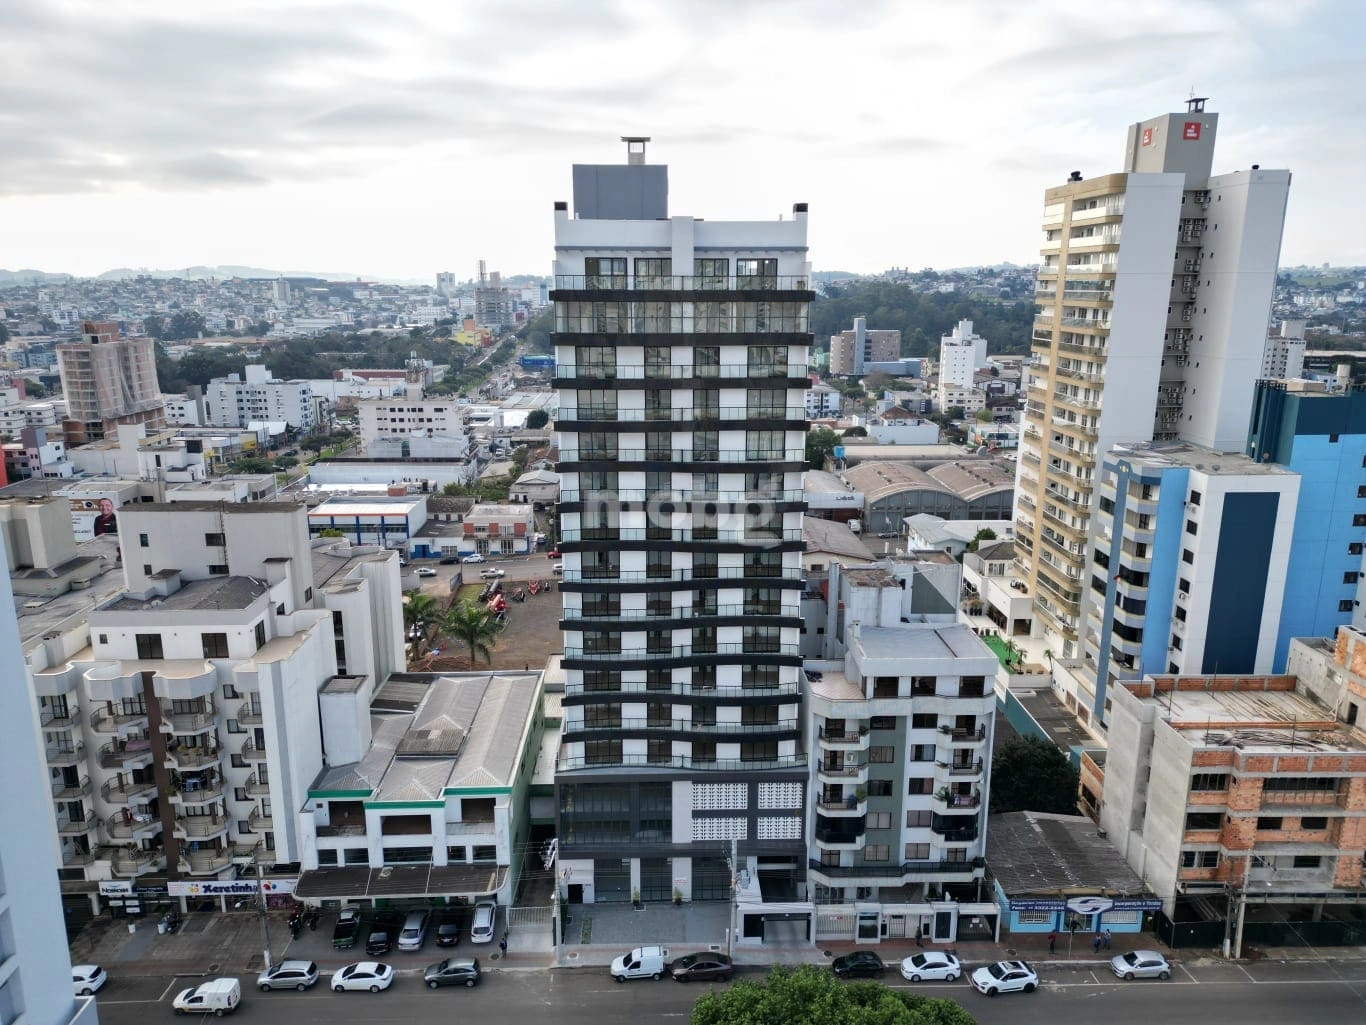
[71,910,1366,978]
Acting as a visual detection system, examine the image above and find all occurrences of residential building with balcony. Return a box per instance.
[1,541,100,1025]
[1080,442,1298,722]
[294,670,543,907]
[803,557,999,944]
[1017,99,1291,659]
[937,319,987,392]
[27,503,403,893]
[205,364,316,432]
[1101,660,1366,931]
[550,139,812,907]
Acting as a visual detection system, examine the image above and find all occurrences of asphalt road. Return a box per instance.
[90,960,1366,1025]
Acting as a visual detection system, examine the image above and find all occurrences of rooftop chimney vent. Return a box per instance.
[621,136,650,165]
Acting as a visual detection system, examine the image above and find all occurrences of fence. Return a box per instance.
[507,904,554,934]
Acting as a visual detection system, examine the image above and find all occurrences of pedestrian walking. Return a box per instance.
[1093,931,1102,953]
[1048,931,1057,955]
[499,933,508,957]
[1103,928,1112,950]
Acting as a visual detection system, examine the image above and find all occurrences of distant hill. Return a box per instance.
[0,269,75,286]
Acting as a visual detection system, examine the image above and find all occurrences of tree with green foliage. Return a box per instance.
[319,528,345,538]
[403,592,443,664]
[142,315,163,340]
[442,599,502,668]
[690,965,976,1025]
[805,427,840,470]
[273,455,299,469]
[989,735,1080,815]
[23,380,45,398]
[165,310,206,340]
[842,425,868,438]
[975,407,994,422]
[526,409,550,430]
[230,457,276,475]
[964,527,997,554]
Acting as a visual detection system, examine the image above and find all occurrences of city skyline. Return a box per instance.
[3,0,1364,279]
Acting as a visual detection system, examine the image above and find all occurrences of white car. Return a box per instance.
[417,567,438,577]
[73,964,107,996]
[479,568,506,579]
[552,563,563,575]
[461,554,486,564]
[970,960,1038,996]
[1110,950,1172,980]
[899,951,961,982]
[331,962,394,993]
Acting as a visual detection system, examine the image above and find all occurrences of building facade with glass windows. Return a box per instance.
[551,141,813,910]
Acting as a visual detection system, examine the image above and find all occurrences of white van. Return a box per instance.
[470,900,497,944]
[610,945,670,983]
[173,978,241,1015]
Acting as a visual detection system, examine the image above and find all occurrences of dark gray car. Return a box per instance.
[424,957,481,989]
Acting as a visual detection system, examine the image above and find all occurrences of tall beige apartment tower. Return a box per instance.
[1016,99,1290,658]
[57,321,165,444]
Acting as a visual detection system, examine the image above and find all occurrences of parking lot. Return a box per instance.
[406,551,565,672]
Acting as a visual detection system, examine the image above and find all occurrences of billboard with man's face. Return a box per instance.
[70,495,122,542]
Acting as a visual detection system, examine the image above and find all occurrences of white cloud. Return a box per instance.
[0,0,1362,275]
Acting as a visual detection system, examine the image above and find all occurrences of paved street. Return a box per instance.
[88,957,1366,1025]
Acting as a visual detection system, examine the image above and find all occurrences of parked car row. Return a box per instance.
[333,906,484,953]
[828,950,1173,994]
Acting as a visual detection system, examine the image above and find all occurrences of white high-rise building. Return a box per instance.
[435,271,456,297]
[1261,319,1307,380]
[271,279,291,305]
[205,364,316,431]
[551,138,811,904]
[1,542,99,1025]
[937,319,986,392]
[1015,98,1291,657]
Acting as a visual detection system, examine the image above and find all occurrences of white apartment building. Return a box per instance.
[162,393,206,426]
[803,557,999,944]
[356,397,465,443]
[937,319,987,392]
[1016,99,1291,658]
[805,381,842,419]
[1,545,99,1025]
[936,385,986,416]
[28,503,403,894]
[1262,319,1307,380]
[551,140,811,906]
[205,365,315,432]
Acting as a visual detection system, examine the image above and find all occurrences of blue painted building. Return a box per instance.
[1246,381,1366,670]
[1083,443,1298,724]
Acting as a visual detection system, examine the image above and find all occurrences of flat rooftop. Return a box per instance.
[101,575,267,613]
[1138,679,1366,753]
[1108,441,1296,477]
[854,623,996,664]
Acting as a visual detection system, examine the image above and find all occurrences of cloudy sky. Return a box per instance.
[2,0,1363,280]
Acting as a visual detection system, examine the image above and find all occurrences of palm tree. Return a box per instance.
[442,598,502,668]
[403,593,443,664]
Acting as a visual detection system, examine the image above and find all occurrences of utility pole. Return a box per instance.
[1232,855,1251,959]
[256,858,274,970]
[726,838,737,960]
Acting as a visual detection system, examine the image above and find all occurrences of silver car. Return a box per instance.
[1110,950,1172,980]
[257,960,319,991]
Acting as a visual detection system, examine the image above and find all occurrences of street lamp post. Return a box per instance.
[256,857,274,971]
